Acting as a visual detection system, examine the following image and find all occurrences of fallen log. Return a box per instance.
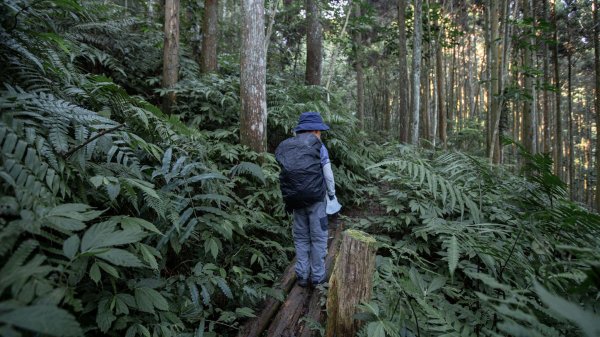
[297,222,344,337]
[238,219,343,337]
[236,258,297,337]
[325,229,377,337]
[265,221,344,337]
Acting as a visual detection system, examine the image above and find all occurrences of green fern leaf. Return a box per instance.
[0,304,82,337]
[448,235,459,277]
[230,161,266,184]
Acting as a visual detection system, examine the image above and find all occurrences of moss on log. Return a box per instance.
[325,229,376,337]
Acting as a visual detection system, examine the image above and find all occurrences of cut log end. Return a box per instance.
[326,229,377,337]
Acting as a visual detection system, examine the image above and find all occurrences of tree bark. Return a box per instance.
[398,0,410,143]
[201,0,218,73]
[437,38,447,148]
[161,0,180,114]
[305,0,322,85]
[410,0,423,145]
[593,0,600,210]
[542,0,551,153]
[487,0,503,163]
[325,230,376,337]
[522,0,536,155]
[353,3,365,129]
[567,51,574,199]
[240,0,267,153]
[552,0,562,177]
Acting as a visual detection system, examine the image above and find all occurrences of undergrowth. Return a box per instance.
[0,1,598,337]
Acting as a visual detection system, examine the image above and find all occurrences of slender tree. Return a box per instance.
[436,25,446,148]
[487,0,502,162]
[594,0,600,209]
[162,0,180,114]
[305,0,322,85]
[410,0,422,145]
[240,0,267,152]
[552,0,562,177]
[201,0,218,73]
[522,0,536,155]
[353,3,365,128]
[398,0,409,142]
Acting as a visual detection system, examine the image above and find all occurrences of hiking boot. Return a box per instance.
[297,278,308,288]
[311,279,326,287]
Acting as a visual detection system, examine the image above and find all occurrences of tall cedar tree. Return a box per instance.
[398,0,409,142]
[201,0,218,73]
[305,0,322,85]
[410,0,422,145]
[594,0,600,210]
[240,0,267,152]
[162,0,180,114]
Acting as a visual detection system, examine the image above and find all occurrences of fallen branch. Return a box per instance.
[63,124,125,159]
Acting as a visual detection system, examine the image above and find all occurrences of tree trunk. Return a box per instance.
[594,0,600,210]
[437,38,446,148]
[353,3,365,129]
[398,0,410,142]
[325,1,352,94]
[522,0,535,155]
[240,0,267,153]
[305,0,322,85]
[567,51,574,199]
[552,0,562,178]
[162,0,180,114]
[201,0,218,73]
[410,0,422,145]
[542,0,551,153]
[488,0,505,163]
[325,230,376,337]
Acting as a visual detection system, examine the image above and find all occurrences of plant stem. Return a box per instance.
[63,124,125,159]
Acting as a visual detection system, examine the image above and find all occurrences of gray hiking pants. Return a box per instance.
[292,201,328,283]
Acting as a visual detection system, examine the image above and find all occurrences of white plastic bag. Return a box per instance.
[326,195,342,215]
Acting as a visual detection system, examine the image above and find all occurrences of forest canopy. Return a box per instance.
[0,0,599,336]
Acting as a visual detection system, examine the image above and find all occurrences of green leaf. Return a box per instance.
[124,178,160,199]
[205,237,220,259]
[96,299,115,333]
[62,235,79,260]
[534,281,600,337]
[96,248,144,267]
[235,307,255,318]
[135,288,168,313]
[367,321,386,337]
[448,235,459,277]
[0,305,82,337]
[90,176,103,188]
[230,162,266,183]
[81,221,145,252]
[120,217,162,235]
[89,262,101,283]
[97,261,119,278]
[139,244,158,270]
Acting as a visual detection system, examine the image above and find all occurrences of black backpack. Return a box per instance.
[275,133,326,210]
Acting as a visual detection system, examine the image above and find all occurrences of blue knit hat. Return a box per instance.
[293,112,330,132]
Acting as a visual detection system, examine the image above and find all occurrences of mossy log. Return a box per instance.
[325,229,376,337]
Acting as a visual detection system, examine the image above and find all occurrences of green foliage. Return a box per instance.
[0,1,296,336]
[354,145,600,337]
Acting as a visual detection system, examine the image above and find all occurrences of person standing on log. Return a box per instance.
[275,112,338,287]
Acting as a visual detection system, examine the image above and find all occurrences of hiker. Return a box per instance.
[275,111,339,288]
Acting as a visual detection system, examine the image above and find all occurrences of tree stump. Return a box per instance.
[325,229,376,337]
